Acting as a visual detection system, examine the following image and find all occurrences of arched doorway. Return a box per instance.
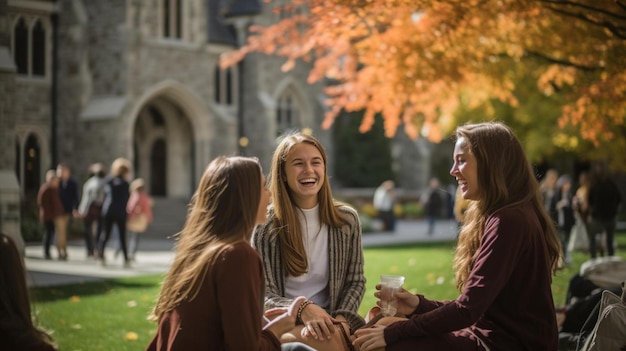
[23,134,41,198]
[150,139,167,196]
[132,98,194,198]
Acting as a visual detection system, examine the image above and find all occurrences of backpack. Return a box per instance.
[579,282,626,351]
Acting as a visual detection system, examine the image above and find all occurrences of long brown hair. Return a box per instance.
[452,122,561,290]
[0,233,56,349]
[268,132,348,277]
[150,156,263,320]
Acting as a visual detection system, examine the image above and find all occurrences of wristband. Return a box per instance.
[296,299,313,325]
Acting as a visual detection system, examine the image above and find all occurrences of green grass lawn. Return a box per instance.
[32,232,626,351]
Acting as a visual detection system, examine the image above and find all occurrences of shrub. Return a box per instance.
[21,216,43,242]
[402,202,424,219]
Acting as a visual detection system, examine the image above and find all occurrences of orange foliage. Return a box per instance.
[221,0,626,151]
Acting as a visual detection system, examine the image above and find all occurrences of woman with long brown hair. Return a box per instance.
[354,122,561,350]
[0,233,56,350]
[253,132,366,346]
[146,156,310,350]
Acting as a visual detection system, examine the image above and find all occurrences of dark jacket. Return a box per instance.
[101,176,130,219]
[58,177,79,214]
[588,177,622,221]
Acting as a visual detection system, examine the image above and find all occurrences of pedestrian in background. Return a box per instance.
[0,233,57,350]
[147,156,313,350]
[77,163,107,258]
[37,170,64,260]
[125,178,153,262]
[373,180,397,232]
[97,158,132,267]
[555,174,576,266]
[587,163,622,258]
[56,163,80,260]
[421,178,443,236]
[540,168,559,228]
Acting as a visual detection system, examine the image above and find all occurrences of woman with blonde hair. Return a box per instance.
[253,132,365,346]
[354,122,561,350]
[147,156,312,350]
[97,157,131,267]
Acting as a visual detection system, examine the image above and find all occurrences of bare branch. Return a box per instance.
[544,6,626,39]
[540,0,626,20]
[524,50,601,71]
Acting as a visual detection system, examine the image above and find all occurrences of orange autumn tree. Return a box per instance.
[221,0,626,168]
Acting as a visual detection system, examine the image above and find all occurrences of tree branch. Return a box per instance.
[541,0,626,20]
[524,50,601,71]
[544,6,626,39]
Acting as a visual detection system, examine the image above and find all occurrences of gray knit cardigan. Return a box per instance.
[251,204,366,332]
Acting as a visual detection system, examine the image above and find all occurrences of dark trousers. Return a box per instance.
[99,216,128,261]
[587,218,616,258]
[378,210,396,231]
[42,221,55,258]
[83,217,98,256]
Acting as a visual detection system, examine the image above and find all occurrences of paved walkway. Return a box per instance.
[25,219,460,288]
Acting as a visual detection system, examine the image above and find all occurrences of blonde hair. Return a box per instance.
[110,158,131,177]
[150,156,263,321]
[452,122,561,290]
[268,132,348,277]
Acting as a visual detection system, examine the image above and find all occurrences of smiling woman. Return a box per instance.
[353,122,563,351]
[252,132,366,348]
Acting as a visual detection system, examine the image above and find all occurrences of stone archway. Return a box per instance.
[133,98,193,198]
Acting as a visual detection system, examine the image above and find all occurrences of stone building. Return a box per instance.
[1,0,439,243]
[1,0,330,203]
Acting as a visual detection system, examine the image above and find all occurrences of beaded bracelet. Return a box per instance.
[296,299,313,325]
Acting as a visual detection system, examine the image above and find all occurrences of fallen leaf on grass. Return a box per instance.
[70,296,80,302]
[127,300,137,308]
[71,324,82,330]
[124,332,139,341]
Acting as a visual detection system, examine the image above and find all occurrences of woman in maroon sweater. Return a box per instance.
[354,122,561,350]
[146,156,312,351]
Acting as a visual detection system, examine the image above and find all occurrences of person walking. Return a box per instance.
[77,163,107,258]
[540,168,559,227]
[554,174,576,266]
[353,122,561,351]
[587,163,622,258]
[37,170,64,260]
[421,178,443,236]
[124,178,153,261]
[146,156,314,351]
[56,163,80,260]
[97,158,131,267]
[252,132,366,347]
[373,180,397,232]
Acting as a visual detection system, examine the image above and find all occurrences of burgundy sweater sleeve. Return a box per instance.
[384,212,526,344]
[216,243,281,351]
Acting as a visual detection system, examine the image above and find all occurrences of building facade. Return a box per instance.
[1,0,329,202]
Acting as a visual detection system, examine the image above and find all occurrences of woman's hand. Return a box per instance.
[353,325,387,351]
[264,296,307,337]
[374,284,420,316]
[300,303,338,341]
